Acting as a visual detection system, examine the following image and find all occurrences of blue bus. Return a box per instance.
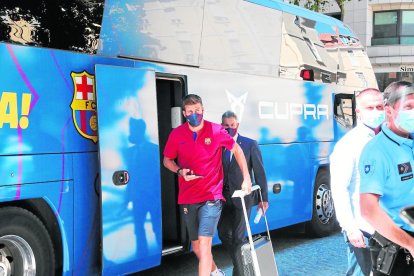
[0,0,377,275]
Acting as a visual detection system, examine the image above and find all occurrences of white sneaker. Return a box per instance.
[211,268,226,276]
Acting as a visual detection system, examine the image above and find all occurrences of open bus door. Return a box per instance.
[95,65,162,275]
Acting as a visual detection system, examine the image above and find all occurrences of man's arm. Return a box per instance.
[232,143,252,194]
[163,157,201,181]
[330,148,365,247]
[361,193,414,255]
[163,157,180,174]
[251,142,269,213]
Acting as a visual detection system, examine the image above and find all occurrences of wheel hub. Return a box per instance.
[0,255,12,276]
[315,184,334,224]
[0,235,36,276]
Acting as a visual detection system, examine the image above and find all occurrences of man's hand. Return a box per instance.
[347,230,366,248]
[241,178,252,195]
[181,168,203,181]
[258,201,269,215]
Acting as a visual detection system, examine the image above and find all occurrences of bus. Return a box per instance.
[0,0,377,275]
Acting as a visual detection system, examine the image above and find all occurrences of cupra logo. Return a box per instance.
[225,90,247,123]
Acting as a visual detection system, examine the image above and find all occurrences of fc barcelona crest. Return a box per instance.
[70,71,98,143]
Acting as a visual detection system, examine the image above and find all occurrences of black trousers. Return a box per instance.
[370,231,414,276]
[218,189,252,276]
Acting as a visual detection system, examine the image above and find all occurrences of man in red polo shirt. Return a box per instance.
[164,94,252,276]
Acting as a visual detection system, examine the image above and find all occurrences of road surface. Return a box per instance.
[135,228,348,276]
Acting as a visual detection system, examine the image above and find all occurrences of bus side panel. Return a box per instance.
[99,0,204,67]
[1,155,72,188]
[0,43,134,156]
[255,143,311,229]
[146,64,333,231]
[72,152,101,275]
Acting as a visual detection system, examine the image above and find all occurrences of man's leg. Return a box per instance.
[182,203,219,273]
[344,232,362,276]
[353,235,372,276]
[198,200,223,276]
[191,240,220,273]
[219,200,241,274]
[218,200,233,254]
[197,236,214,276]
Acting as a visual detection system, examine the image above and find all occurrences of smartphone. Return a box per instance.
[186,173,203,178]
[400,205,414,227]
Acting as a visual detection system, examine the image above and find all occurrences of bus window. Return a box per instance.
[334,93,356,129]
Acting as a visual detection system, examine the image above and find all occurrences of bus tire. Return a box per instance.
[0,206,55,276]
[306,169,338,237]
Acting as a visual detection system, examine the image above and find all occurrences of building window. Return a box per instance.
[401,10,414,44]
[375,72,414,91]
[372,10,414,46]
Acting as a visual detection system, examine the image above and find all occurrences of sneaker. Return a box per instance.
[211,268,226,276]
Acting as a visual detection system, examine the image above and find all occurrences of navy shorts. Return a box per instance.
[181,200,223,241]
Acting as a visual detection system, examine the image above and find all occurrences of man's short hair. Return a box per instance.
[383,81,414,106]
[182,94,203,109]
[355,88,381,107]
[221,110,238,122]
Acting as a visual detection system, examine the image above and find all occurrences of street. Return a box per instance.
[135,228,348,276]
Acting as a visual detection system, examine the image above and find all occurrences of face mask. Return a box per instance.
[395,110,414,133]
[225,127,238,137]
[360,109,385,129]
[186,113,203,127]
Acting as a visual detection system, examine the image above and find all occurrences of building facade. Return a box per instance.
[323,0,414,91]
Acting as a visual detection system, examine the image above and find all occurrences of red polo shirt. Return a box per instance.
[164,120,235,204]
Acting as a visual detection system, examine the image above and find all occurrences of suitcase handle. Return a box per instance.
[232,186,271,238]
[232,185,270,276]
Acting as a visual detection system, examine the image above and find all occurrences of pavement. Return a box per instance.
[136,229,348,276]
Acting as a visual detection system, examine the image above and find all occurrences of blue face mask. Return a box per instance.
[225,127,238,137]
[396,109,414,133]
[186,113,203,127]
[360,109,385,129]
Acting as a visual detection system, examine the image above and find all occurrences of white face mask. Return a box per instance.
[360,109,385,129]
[395,109,414,133]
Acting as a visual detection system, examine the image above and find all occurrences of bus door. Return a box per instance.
[95,65,162,275]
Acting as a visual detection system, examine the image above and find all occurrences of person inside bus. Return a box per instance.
[218,110,269,276]
[163,94,252,276]
[330,88,384,276]
[360,81,414,275]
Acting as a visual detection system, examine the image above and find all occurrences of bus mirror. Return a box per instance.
[273,183,281,194]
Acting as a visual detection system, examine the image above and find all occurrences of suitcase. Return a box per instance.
[232,186,279,276]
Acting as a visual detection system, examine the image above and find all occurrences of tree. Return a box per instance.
[335,0,349,21]
[291,0,351,21]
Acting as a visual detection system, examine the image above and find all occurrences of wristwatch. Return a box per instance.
[176,168,183,176]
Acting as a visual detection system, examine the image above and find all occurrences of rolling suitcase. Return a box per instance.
[232,186,279,276]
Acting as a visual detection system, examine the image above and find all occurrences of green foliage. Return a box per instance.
[290,0,351,20]
[306,0,329,12]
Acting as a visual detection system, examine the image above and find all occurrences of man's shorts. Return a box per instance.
[180,200,223,241]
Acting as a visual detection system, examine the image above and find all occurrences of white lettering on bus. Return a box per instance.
[258,101,329,120]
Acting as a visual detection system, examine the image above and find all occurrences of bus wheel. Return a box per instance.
[306,170,338,237]
[0,207,55,276]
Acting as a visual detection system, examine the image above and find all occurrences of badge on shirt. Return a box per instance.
[363,160,375,175]
[398,162,412,174]
[205,138,211,145]
[398,162,413,181]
